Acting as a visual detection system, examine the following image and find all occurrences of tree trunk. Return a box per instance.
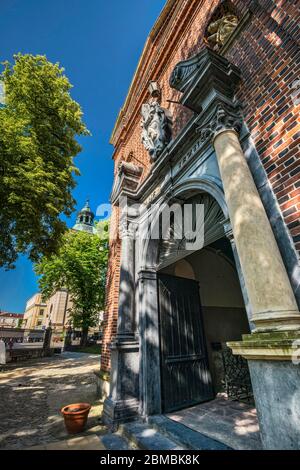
[81,327,89,347]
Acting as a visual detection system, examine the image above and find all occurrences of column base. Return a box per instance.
[228,331,300,360]
[251,310,300,333]
[102,397,140,430]
[248,360,300,449]
[228,331,300,449]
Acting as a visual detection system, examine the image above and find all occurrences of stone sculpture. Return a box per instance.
[207,13,238,50]
[141,83,172,162]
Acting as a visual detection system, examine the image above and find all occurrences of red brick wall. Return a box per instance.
[100,0,300,372]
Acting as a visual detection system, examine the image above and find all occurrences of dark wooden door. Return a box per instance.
[158,273,213,413]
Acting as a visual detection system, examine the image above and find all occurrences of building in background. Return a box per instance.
[44,289,72,330]
[23,293,47,329]
[0,312,23,328]
[23,201,102,336]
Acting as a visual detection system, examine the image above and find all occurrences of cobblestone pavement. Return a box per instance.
[0,352,105,450]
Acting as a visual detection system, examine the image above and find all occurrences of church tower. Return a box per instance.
[72,199,96,234]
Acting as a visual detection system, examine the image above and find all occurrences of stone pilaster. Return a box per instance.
[102,223,140,427]
[138,269,162,417]
[117,223,136,337]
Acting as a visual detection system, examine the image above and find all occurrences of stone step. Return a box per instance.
[148,415,232,450]
[101,432,134,450]
[119,421,187,450]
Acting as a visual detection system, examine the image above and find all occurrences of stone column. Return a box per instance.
[138,268,162,417]
[213,126,300,450]
[223,220,254,331]
[213,128,300,333]
[102,223,140,427]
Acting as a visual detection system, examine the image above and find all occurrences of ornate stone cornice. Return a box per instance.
[110,161,143,204]
[169,47,242,114]
[196,101,243,144]
[170,49,209,93]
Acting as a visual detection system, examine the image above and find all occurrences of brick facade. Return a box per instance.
[100,0,300,373]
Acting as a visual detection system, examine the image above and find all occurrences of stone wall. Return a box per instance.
[100,0,300,373]
[5,348,54,363]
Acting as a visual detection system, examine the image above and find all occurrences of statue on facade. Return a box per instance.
[206,2,238,51]
[141,81,172,162]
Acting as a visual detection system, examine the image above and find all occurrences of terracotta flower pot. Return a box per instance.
[61,402,91,435]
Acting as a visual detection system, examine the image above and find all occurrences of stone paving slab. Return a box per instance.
[120,422,185,450]
[101,433,133,450]
[167,394,262,450]
[148,415,231,450]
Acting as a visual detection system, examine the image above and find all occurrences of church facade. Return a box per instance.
[100,0,300,449]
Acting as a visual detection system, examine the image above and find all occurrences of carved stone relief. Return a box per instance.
[197,102,243,143]
[205,2,239,51]
[141,82,172,162]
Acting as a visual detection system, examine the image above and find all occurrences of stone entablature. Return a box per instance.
[111,161,143,204]
[113,48,245,209]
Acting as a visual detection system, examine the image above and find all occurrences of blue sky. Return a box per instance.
[0,0,166,313]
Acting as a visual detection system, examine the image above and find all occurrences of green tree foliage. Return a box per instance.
[35,222,109,345]
[0,54,89,269]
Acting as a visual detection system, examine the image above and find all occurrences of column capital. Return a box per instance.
[138,268,157,282]
[119,221,138,240]
[197,101,243,145]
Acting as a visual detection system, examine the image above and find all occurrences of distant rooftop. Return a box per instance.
[0,312,23,318]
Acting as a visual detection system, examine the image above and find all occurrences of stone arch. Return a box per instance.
[138,176,251,417]
[142,177,229,271]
